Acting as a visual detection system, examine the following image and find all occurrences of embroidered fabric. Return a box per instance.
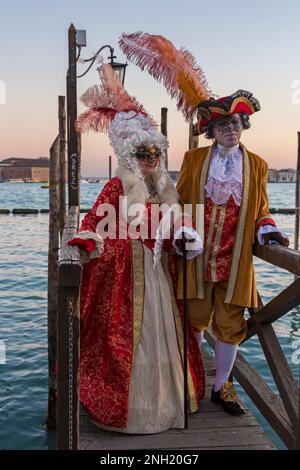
[205,144,243,206]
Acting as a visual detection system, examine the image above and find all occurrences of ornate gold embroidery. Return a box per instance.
[210,204,226,282]
[145,176,160,203]
[225,145,250,303]
[196,145,214,299]
[161,253,198,413]
[204,204,218,275]
[131,240,144,360]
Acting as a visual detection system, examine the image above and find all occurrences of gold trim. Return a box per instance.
[208,107,231,116]
[230,96,255,113]
[225,145,250,303]
[161,253,198,413]
[203,204,218,275]
[209,97,255,116]
[256,215,272,226]
[210,204,226,282]
[131,240,144,360]
[196,145,214,299]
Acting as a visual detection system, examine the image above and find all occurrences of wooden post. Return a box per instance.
[67,23,79,209]
[77,131,81,224]
[57,207,81,450]
[46,135,60,429]
[189,121,199,150]
[109,155,112,179]
[161,107,168,169]
[295,132,300,252]
[59,96,66,238]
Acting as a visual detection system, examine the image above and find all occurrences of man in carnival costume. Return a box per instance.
[68,63,205,433]
[119,32,289,416]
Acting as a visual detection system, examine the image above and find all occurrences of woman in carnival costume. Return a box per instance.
[68,63,205,433]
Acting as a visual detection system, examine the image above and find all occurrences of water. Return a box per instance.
[0,181,299,450]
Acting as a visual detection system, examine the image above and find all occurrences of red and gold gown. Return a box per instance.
[73,176,205,433]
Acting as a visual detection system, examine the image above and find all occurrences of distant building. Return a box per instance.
[268,168,278,182]
[0,157,49,182]
[268,168,296,183]
[277,168,296,183]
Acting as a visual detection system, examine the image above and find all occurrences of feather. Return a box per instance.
[76,107,117,133]
[119,32,211,119]
[76,63,154,134]
[80,84,111,109]
[99,63,148,115]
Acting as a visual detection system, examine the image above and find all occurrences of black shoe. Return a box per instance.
[211,381,245,416]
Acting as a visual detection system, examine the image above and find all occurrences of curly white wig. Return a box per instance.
[108,111,169,182]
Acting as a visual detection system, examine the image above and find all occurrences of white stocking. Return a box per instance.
[214,339,238,392]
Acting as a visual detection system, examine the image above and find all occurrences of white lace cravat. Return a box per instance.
[205,143,243,206]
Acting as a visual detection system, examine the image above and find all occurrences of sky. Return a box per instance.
[1,0,300,176]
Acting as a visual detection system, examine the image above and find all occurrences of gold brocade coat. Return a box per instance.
[176,142,273,308]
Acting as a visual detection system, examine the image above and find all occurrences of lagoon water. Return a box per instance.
[0,181,299,450]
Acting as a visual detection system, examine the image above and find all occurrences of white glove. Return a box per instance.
[172,226,204,260]
[257,224,286,245]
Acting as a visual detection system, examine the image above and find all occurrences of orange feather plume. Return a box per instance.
[119,32,211,120]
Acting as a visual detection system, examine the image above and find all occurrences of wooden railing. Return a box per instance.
[56,209,300,450]
[205,244,300,449]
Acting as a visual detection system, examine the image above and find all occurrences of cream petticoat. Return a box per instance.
[93,244,184,433]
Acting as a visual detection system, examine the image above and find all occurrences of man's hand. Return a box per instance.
[262,232,289,247]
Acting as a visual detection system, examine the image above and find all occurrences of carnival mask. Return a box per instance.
[213,115,243,134]
[136,146,161,161]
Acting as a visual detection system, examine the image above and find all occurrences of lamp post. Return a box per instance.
[66,23,127,209]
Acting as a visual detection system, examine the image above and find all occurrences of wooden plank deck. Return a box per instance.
[79,349,276,450]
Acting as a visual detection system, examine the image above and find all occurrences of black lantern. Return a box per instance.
[107,48,127,86]
[77,40,127,85]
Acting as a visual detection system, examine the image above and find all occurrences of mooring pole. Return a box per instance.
[58,96,66,237]
[47,135,60,429]
[67,24,79,210]
[295,132,300,252]
[109,155,112,179]
[189,121,199,150]
[161,107,168,170]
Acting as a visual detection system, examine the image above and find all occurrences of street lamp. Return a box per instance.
[66,24,127,209]
[76,35,127,84]
[105,47,128,85]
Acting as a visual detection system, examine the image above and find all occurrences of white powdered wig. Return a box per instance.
[108,111,169,184]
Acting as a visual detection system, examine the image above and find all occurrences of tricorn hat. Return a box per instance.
[197,89,261,134]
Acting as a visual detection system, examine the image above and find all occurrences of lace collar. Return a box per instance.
[205,143,243,205]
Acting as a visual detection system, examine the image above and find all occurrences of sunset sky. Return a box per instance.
[1,0,300,176]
